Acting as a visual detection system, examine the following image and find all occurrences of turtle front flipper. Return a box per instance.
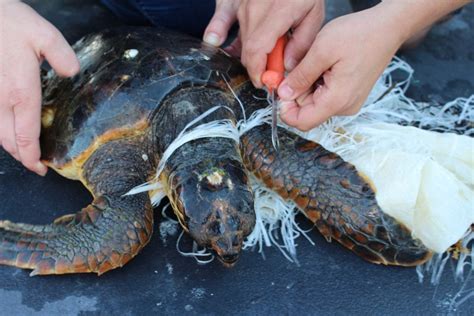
[240,125,433,266]
[0,139,153,275]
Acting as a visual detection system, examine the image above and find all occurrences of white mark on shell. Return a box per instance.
[142,154,149,161]
[123,49,139,59]
[206,171,223,186]
[226,178,234,190]
[41,107,56,128]
[174,100,197,116]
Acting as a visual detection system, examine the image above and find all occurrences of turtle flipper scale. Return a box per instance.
[240,125,433,266]
[0,196,152,275]
[0,138,154,275]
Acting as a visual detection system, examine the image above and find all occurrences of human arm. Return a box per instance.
[277,0,471,130]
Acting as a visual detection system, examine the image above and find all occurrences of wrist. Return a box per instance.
[376,0,469,44]
[363,3,409,50]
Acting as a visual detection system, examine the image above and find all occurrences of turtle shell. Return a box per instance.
[40,27,247,170]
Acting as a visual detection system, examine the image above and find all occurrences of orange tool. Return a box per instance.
[262,35,287,150]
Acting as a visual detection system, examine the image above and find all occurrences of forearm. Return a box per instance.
[379,0,470,43]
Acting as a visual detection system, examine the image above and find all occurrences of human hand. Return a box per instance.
[0,1,79,175]
[203,0,240,47]
[204,0,324,83]
[278,6,405,131]
[237,0,324,87]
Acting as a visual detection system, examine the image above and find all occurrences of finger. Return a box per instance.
[38,21,79,78]
[241,27,290,87]
[239,8,293,87]
[224,36,242,57]
[0,108,20,161]
[278,42,335,101]
[284,7,324,70]
[12,52,47,176]
[280,84,337,131]
[339,105,360,116]
[203,0,239,47]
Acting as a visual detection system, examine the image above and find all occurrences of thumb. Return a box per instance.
[39,22,80,77]
[280,82,339,131]
[203,0,239,47]
[277,44,333,102]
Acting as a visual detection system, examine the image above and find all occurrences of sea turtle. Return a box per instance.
[0,27,432,276]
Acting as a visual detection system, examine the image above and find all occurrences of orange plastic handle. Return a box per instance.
[261,36,287,91]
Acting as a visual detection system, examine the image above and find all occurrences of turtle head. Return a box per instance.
[169,157,255,266]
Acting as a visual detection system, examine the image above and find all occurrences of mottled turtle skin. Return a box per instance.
[0,27,431,275]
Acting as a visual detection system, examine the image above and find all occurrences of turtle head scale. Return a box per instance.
[170,156,256,266]
[204,198,249,267]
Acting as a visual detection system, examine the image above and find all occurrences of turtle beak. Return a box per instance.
[211,233,243,267]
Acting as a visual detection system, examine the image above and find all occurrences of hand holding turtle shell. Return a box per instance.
[203,0,240,48]
[0,0,79,176]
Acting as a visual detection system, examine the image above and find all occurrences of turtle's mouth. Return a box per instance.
[215,252,240,267]
[210,236,242,267]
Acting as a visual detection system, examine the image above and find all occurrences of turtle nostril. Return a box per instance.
[210,221,225,236]
[232,235,241,247]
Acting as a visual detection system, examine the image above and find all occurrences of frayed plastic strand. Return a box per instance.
[237,106,272,136]
[161,203,178,223]
[416,229,473,285]
[125,105,240,200]
[416,229,473,312]
[159,203,179,246]
[176,231,214,264]
[243,176,315,263]
[220,72,246,122]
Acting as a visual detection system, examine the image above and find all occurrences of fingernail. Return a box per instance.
[204,32,221,46]
[250,76,262,88]
[278,83,294,99]
[279,101,293,115]
[35,162,47,176]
